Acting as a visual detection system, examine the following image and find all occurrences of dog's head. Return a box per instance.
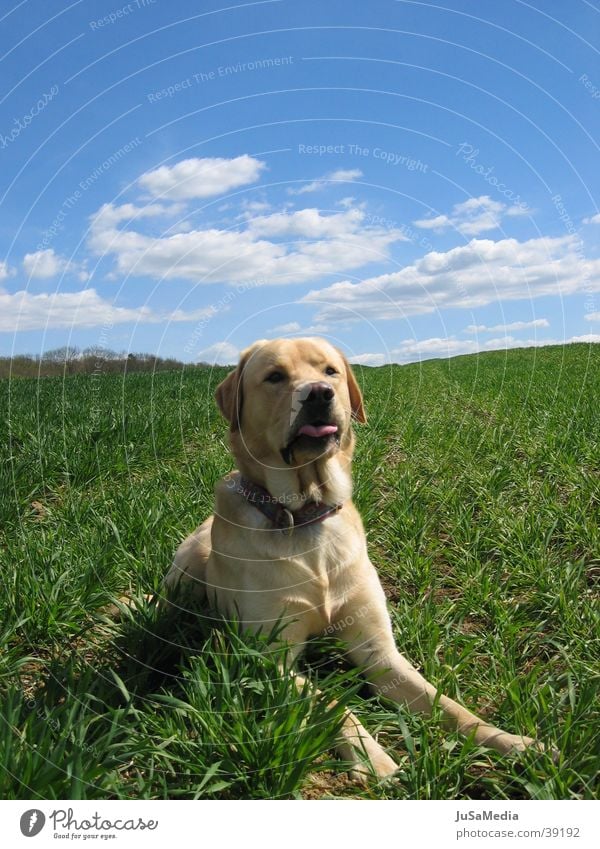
[215,337,366,471]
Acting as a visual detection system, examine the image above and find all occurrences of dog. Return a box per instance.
[164,336,541,779]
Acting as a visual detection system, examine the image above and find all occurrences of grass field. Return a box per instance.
[1,343,599,800]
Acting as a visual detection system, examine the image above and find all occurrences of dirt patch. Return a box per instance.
[29,500,48,521]
[302,769,356,799]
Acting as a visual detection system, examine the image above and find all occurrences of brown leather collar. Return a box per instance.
[237,476,342,533]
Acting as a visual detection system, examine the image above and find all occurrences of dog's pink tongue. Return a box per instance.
[298,424,338,438]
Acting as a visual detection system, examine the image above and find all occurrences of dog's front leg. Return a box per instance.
[340,592,539,756]
[274,621,397,782]
[291,672,397,782]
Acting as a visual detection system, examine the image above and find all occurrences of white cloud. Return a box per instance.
[23,249,67,279]
[465,318,550,334]
[0,260,15,281]
[303,323,331,334]
[90,201,171,231]
[583,213,600,225]
[413,213,451,231]
[302,235,600,322]
[584,311,600,322]
[270,321,302,334]
[166,306,217,323]
[269,321,332,336]
[392,336,478,361]
[236,199,273,219]
[138,155,266,201]
[248,208,368,239]
[348,352,387,366]
[291,168,363,195]
[392,336,556,362]
[334,334,600,367]
[569,333,600,343]
[0,289,216,332]
[414,195,529,236]
[197,341,239,365]
[22,249,90,282]
[88,202,406,286]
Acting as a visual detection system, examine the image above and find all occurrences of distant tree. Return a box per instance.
[42,346,80,362]
[82,345,119,360]
[41,346,80,374]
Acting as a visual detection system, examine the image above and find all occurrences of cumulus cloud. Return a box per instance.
[290,168,363,195]
[236,199,273,220]
[465,318,550,334]
[348,352,387,366]
[90,202,172,231]
[336,197,367,211]
[0,260,15,281]
[583,213,600,225]
[248,208,368,239]
[392,336,479,361]
[303,323,331,334]
[138,155,266,201]
[270,321,302,334]
[268,320,331,336]
[569,333,600,343]
[302,235,600,322]
[22,249,79,280]
[0,289,216,333]
[23,249,90,282]
[165,306,217,323]
[197,341,239,365]
[414,195,529,237]
[584,311,600,322]
[353,334,599,366]
[88,202,406,286]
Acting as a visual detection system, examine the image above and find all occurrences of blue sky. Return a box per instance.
[1,0,599,364]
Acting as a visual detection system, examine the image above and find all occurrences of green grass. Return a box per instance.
[0,344,598,799]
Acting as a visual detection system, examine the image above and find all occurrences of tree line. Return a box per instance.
[0,347,212,379]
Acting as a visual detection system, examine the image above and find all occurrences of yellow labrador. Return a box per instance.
[164,337,539,779]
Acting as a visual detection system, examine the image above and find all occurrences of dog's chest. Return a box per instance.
[282,548,336,623]
[211,510,360,629]
[252,519,359,625]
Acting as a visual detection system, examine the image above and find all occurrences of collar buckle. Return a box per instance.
[277,507,295,534]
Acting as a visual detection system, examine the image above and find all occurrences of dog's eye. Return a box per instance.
[324,366,338,376]
[265,370,285,383]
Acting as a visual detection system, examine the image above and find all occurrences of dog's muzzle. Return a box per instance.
[282,381,340,465]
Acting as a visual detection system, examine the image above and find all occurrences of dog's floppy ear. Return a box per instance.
[215,350,250,431]
[215,342,266,430]
[337,350,367,424]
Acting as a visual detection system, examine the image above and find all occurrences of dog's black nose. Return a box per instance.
[306,382,334,404]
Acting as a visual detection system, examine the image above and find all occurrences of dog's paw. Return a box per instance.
[500,733,559,762]
[371,748,399,780]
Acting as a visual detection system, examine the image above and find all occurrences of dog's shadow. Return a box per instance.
[12,598,373,801]
[109,595,366,699]
[31,593,365,720]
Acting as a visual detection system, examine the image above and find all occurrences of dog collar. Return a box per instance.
[237,476,342,533]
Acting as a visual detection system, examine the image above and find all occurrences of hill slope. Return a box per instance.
[0,343,598,799]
